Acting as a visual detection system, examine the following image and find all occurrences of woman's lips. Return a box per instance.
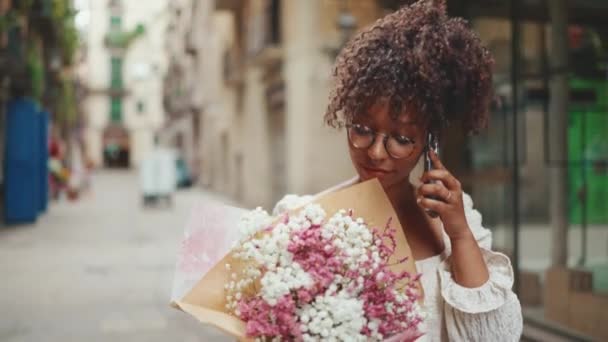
[361,166,392,178]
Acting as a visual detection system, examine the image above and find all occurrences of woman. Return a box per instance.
[273,1,523,341]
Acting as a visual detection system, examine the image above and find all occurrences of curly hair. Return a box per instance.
[325,0,494,134]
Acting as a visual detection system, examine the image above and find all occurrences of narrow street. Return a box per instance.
[0,171,232,342]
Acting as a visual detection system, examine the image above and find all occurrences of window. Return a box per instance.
[110,57,123,89]
[110,16,122,29]
[247,0,282,57]
[136,100,145,114]
[269,0,281,45]
[110,97,122,122]
[223,50,232,83]
[109,0,122,10]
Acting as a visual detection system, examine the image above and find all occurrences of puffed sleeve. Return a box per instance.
[439,193,523,341]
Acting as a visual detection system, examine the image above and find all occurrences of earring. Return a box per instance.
[409,154,424,188]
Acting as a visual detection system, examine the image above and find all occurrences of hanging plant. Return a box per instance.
[26,38,45,102]
[16,0,35,16]
[56,76,77,125]
[60,21,78,64]
[0,10,19,34]
[51,0,68,21]
[51,0,80,65]
[105,23,146,49]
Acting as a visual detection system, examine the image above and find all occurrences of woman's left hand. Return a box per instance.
[416,149,472,241]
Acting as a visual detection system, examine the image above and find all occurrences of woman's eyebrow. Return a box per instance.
[393,121,419,132]
[394,123,420,136]
[396,116,418,125]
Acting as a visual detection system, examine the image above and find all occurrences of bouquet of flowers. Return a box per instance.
[171,179,424,341]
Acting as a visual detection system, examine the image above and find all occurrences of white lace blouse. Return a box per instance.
[272,177,523,342]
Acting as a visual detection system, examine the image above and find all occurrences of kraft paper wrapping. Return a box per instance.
[172,178,419,340]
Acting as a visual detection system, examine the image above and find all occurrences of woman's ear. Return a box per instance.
[409,154,424,188]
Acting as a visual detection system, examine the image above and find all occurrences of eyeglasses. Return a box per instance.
[346,123,416,159]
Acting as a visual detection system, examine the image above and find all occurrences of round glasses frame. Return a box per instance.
[346,123,417,159]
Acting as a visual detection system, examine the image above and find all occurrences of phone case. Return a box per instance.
[424,132,440,218]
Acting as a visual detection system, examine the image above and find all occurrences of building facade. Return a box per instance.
[79,0,169,168]
[163,0,389,209]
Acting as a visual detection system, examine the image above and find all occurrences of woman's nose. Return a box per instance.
[367,136,389,161]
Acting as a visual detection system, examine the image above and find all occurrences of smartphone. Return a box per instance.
[424,132,440,218]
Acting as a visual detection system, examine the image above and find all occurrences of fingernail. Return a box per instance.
[416,197,421,204]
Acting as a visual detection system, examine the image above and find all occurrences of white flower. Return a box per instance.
[259,263,313,305]
[324,210,375,274]
[237,207,273,240]
[302,203,326,225]
[298,289,368,341]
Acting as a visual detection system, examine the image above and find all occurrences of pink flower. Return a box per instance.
[238,295,303,341]
[288,224,341,292]
[348,218,424,339]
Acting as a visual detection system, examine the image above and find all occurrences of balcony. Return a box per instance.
[104,24,145,50]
